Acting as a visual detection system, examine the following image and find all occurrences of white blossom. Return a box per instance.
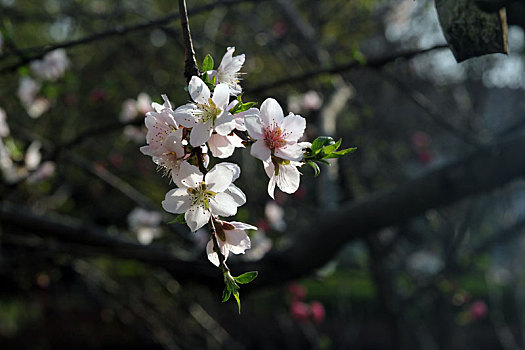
[30,49,69,81]
[206,220,255,266]
[162,162,244,232]
[174,76,235,147]
[245,98,306,162]
[263,158,302,199]
[127,207,163,245]
[210,47,245,96]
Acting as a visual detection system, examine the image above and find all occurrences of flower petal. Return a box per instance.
[174,103,198,127]
[178,161,203,188]
[214,112,235,135]
[190,121,213,146]
[224,229,251,254]
[244,114,264,139]
[206,238,229,266]
[276,163,300,194]
[260,98,284,127]
[209,192,238,217]
[188,76,210,104]
[162,188,191,214]
[225,184,246,206]
[205,163,234,193]
[230,221,258,231]
[208,134,236,158]
[274,142,304,161]
[250,139,271,161]
[212,84,230,108]
[281,113,306,142]
[185,204,210,232]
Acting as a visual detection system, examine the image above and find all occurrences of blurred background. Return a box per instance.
[1,0,525,349]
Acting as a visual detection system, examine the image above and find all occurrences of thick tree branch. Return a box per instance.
[3,133,525,288]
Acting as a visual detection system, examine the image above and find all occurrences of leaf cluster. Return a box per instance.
[303,136,357,176]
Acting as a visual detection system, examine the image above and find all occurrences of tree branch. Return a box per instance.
[246,44,449,94]
[3,132,525,288]
[0,0,262,74]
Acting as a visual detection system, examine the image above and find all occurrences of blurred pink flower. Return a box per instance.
[310,301,325,324]
[469,300,488,321]
[287,283,307,301]
[290,301,310,322]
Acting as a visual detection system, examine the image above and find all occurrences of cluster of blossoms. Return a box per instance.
[139,47,354,307]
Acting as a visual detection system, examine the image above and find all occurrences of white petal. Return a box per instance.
[162,188,192,214]
[174,104,199,127]
[205,163,234,193]
[225,229,251,255]
[214,112,235,135]
[267,176,277,199]
[178,161,203,188]
[230,221,258,231]
[206,238,229,266]
[206,239,220,266]
[276,163,300,194]
[212,84,230,108]
[190,121,213,147]
[218,47,235,71]
[220,162,241,181]
[209,192,238,217]
[250,139,271,161]
[281,113,306,142]
[244,115,264,139]
[208,134,236,158]
[225,184,246,206]
[188,76,210,104]
[274,142,304,161]
[185,204,210,232]
[260,98,284,127]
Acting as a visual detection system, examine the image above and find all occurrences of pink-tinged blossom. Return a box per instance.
[245,98,306,162]
[290,301,310,322]
[142,129,186,181]
[140,98,179,156]
[162,162,244,232]
[30,49,69,81]
[174,76,235,147]
[210,47,245,96]
[206,220,255,266]
[310,301,325,324]
[469,300,488,321]
[119,92,153,122]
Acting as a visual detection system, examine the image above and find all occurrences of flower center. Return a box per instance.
[195,98,222,123]
[187,181,217,209]
[264,125,286,151]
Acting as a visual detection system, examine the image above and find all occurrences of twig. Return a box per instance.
[379,70,484,148]
[178,0,199,83]
[0,0,262,74]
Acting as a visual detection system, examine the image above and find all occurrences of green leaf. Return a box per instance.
[321,138,342,156]
[201,54,214,72]
[168,213,186,225]
[234,271,258,284]
[306,161,320,177]
[222,286,232,302]
[310,136,335,154]
[323,147,357,159]
[231,102,257,114]
[233,289,241,314]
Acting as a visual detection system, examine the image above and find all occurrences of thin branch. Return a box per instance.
[246,44,449,94]
[178,0,199,83]
[0,0,262,74]
[379,70,484,148]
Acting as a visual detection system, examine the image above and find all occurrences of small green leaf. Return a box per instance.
[222,286,232,302]
[307,161,320,176]
[233,289,241,314]
[234,271,258,284]
[231,102,257,114]
[201,54,214,72]
[321,138,342,156]
[323,147,357,159]
[310,136,335,154]
[168,213,186,225]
